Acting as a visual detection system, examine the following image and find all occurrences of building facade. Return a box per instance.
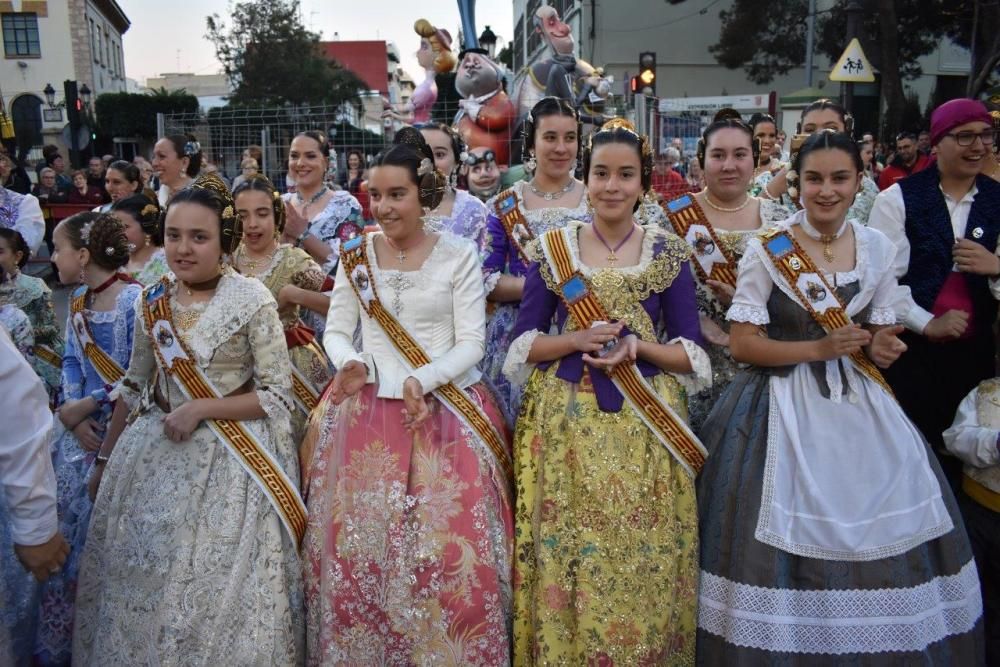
[510,0,972,136]
[1,0,129,161]
[145,72,231,110]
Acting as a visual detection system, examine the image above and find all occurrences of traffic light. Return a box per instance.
[638,52,656,96]
[64,80,81,130]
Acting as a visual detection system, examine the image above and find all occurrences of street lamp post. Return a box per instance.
[479,25,498,59]
[43,83,56,108]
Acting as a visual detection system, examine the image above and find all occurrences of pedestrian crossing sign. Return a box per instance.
[830,38,875,83]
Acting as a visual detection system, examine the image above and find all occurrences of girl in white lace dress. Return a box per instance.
[74,175,304,664]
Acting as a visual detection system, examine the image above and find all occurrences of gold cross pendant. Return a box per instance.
[396,250,406,264]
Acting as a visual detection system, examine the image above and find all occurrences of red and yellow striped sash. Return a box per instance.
[339,235,513,489]
[760,229,895,397]
[142,279,307,544]
[539,228,708,477]
[663,193,738,287]
[70,292,124,385]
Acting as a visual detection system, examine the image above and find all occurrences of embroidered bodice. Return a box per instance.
[129,247,170,286]
[116,272,294,423]
[424,188,489,246]
[324,231,486,399]
[0,271,61,347]
[236,244,325,328]
[63,283,142,401]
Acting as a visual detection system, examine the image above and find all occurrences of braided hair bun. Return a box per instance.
[56,211,131,270]
[388,126,447,209]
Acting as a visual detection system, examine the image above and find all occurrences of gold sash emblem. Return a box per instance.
[538,228,708,477]
[663,193,738,286]
[760,228,895,397]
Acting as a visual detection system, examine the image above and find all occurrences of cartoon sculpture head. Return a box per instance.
[414,19,456,74]
[534,5,574,57]
[456,50,503,98]
[460,146,501,201]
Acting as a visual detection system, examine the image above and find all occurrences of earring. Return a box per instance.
[526,152,537,172]
[144,234,151,248]
[585,192,594,214]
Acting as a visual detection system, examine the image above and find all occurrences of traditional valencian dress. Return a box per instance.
[35,279,141,665]
[0,270,64,404]
[234,243,334,444]
[128,247,170,286]
[282,190,364,337]
[663,193,787,430]
[696,211,984,663]
[481,182,590,421]
[424,187,489,245]
[303,231,513,665]
[503,221,711,665]
[73,270,305,664]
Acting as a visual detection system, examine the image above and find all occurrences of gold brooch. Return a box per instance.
[222,205,234,219]
[141,204,158,217]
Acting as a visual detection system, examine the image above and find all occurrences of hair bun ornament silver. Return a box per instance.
[80,221,94,243]
[184,140,201,157]
[105,246,115,256]
[417,157,434,177]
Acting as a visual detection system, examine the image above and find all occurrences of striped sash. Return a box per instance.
[339,234,513,490]
[70,291,125,385]
[142,279,307,544]
[664,193,738,286]
[538,228,708,477]
[759,228,895,397]
[493,188,535,265]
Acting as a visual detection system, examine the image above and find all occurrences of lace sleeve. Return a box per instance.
[669,336,712,395]
[726,243,773,324]
[502,329,543,387]
[109,298,157,407]
[248,301,294,423]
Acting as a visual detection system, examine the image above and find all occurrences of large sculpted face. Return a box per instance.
[536,6,574,55]
[456,52,500,98]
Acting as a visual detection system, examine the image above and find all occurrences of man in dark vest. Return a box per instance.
[870,98,1000,483]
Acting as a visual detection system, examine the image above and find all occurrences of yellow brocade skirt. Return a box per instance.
[512,364,698,666]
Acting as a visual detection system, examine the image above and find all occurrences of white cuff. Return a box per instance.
[727,302,770,325]
[867,307,897,326]
[484,271,503,295]
[670,336,712,395]
[257,388,292,423]
[903,305,934,335]
[502,329,543,386]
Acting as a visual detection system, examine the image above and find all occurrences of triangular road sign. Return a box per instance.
[830,38,875,83]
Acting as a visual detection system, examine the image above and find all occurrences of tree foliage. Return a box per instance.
[94,91,199,139]
[205,0,366,106]
[711,0,948,85]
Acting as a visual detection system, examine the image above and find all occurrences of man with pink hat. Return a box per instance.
[870,98,1000,474]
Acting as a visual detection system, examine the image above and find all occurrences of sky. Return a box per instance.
[120,0,516,86]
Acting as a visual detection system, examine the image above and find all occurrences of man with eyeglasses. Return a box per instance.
[878,131,933,190]
[870,98,1000,466]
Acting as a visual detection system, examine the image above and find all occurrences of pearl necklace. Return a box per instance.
[529,178,575,201]
[800,216,849,263]
[703,190,751,213]
[238,244,278,275]
[295,186,328,211]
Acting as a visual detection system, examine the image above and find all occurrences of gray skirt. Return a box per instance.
[695,369,985,665]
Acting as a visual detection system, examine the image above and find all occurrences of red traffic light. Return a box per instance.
[75,99,83,111]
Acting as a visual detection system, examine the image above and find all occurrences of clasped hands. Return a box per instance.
[330,360,430,432]
[818,323,907,369]
[573,322,639,375]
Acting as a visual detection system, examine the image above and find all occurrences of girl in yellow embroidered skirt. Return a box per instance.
[502,121,711,666]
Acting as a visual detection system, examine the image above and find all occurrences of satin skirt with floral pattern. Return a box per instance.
[302,382,514,666]
[72,405,305,665]
[512,365,699,666]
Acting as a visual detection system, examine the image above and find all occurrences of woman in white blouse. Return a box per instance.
[695,131,983,662]
[301,129,513,665]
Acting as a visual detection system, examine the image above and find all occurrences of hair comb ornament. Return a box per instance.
[80,221,94,244]
[141,204,159,218]
[183,140,201,157]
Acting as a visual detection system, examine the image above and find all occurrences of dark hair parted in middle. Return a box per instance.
[166,173,242,255]
[697,108,760,168]
[522,96,580,160]
[232,174,287,233]
[583,118,653,212]
[375,126,448,210]
[107,160,143,193]
[112,193,164,246]
[792,130,865,176]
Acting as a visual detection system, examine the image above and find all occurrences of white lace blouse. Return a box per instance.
[324,232,486,399]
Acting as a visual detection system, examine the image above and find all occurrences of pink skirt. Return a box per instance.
[301,382,513,666]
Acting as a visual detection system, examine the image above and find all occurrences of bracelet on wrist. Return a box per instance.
[95,454,110,465]
[294,230,311,248]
